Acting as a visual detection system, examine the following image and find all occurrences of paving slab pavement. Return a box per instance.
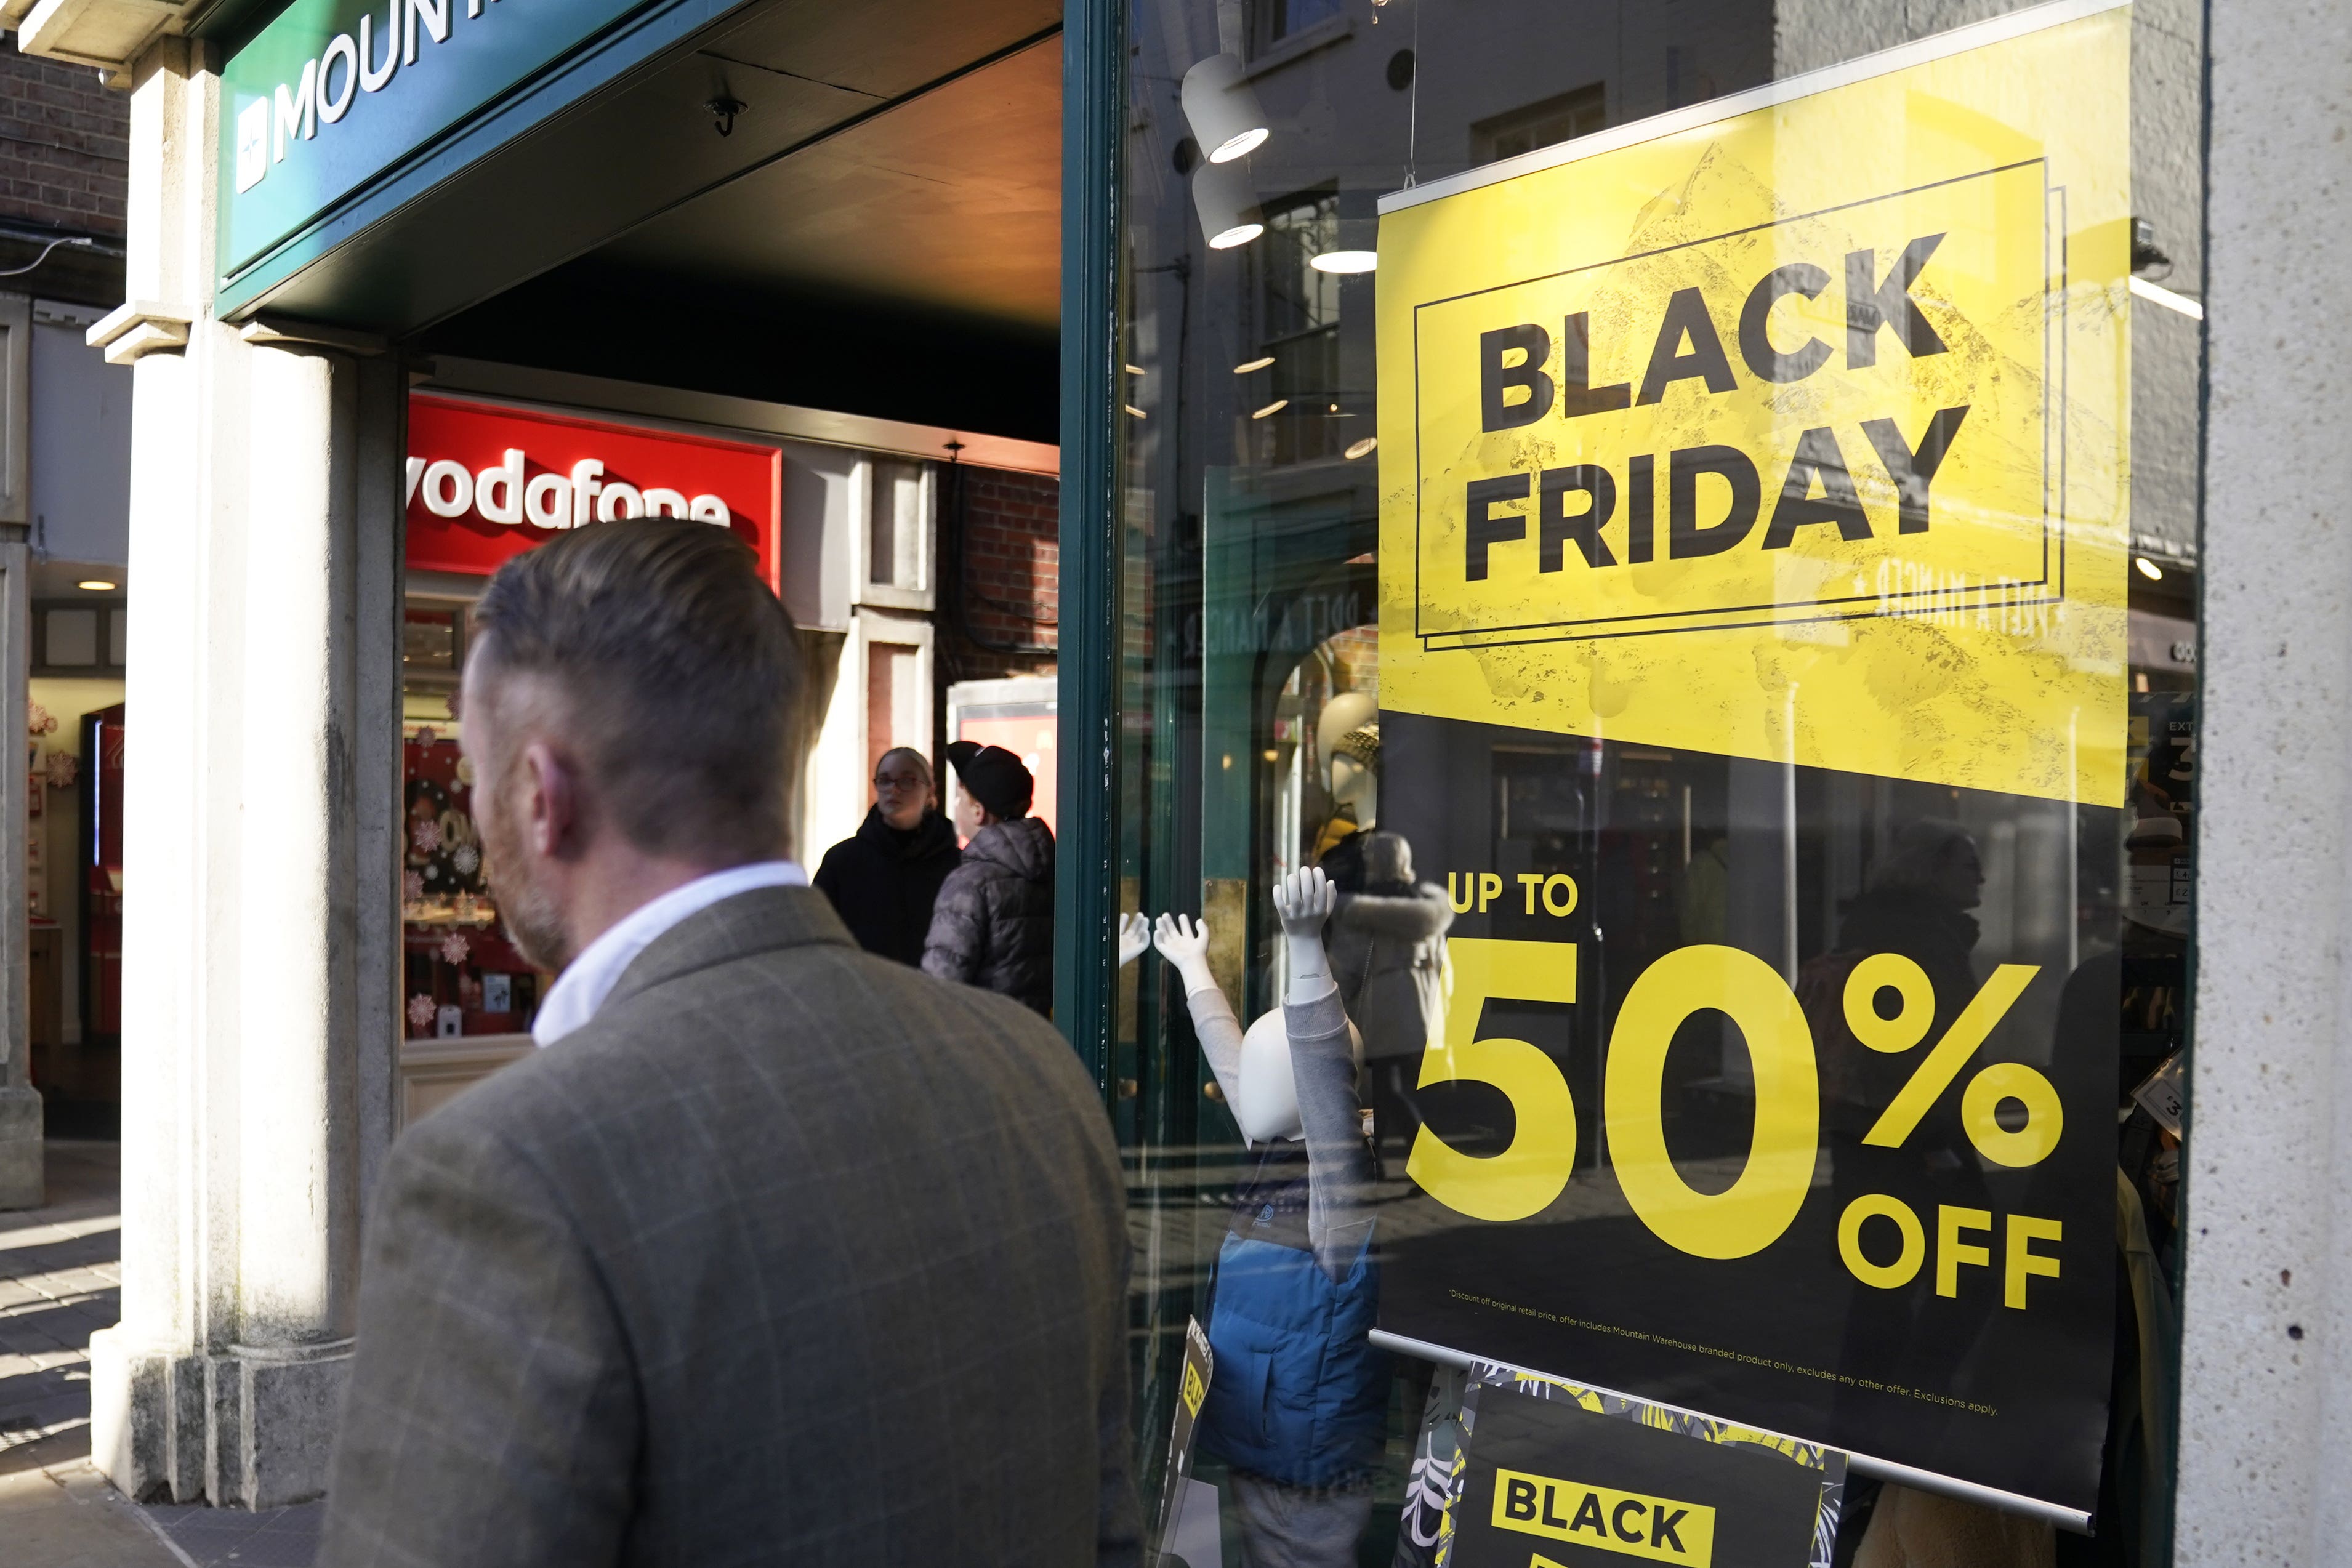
[3,1140,322,1567]
[0,1455,190,1567]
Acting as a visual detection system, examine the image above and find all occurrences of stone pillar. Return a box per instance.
[0,279,36,1206]
[0,513,33,1210]
[2175,1,2352,1559]
[84,36,403,1510]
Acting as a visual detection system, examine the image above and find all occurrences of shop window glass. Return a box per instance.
[401,597,544,1040]
[1101,1,2199,1562]
[403,607,457,673]
[44,609,98,667]
[1471,83,1605,165]
[1260,0,1347,46]
[1252,191,1349,465]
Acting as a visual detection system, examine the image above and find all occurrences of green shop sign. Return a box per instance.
[219,0,648,287]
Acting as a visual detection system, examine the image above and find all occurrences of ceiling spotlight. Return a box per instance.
[1344,437,1379,460]
[2134,556,2162,581]
[1180,53,1270,164]
[1310,250,1379,274]
[1124,404,1147,419]
[76,579,116,591]
[1192,159,1262,250]
[1252,398,1289,419]
[1124,364,1145,376]
[1234,355,1275,374]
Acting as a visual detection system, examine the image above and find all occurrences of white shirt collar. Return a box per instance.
[531,860,807,1047]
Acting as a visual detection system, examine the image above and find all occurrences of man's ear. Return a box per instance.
[520,740,581,859]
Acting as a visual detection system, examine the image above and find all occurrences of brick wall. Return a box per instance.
[943,464,1058,683]
[0,36,127,240]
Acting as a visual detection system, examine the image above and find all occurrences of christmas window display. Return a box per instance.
[26,701,54,920]
[403,719,539,1037]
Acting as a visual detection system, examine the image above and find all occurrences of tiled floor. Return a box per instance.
[1,1140,323,1568]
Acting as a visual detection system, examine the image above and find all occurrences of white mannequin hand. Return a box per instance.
[1273,867,1336,990]
[1152,912,1220,995]
[1116,912,1151,968]
[1273,866,1337,936]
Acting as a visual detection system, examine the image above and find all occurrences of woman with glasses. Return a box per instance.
[812,747,962,966]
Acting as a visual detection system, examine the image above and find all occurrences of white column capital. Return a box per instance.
[87,300,194,365]
[12,0,199,86]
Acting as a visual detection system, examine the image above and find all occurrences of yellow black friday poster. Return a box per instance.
[1438,1372,1842,1568]
[1372,2,2130,1522]
[1375,6,2128,806]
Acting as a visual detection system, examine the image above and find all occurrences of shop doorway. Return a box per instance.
[232,0,1073,1114]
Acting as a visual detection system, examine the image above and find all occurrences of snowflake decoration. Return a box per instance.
[412,819,443,854]
[25,701,55,738]
[403,870,425,902]
[452,844,480,875]
[439,933,471,966]
[407,993,437,1031]
[413,726,438,748]
[44,751,76,791]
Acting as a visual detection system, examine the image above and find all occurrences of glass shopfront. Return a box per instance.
[1069,0,2201,1559]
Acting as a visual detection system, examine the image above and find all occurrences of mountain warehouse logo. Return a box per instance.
[1490,1468,1716,1566]
[234,0,485,195]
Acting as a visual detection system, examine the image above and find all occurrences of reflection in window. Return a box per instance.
[1258,0,1345,47]
[401,596,544,1042]
[1472,82,1605,164]
[1112,2,2198,1561]
[1251,191,1350,465]
[1256,191,1340,340]
[403,608,457,672]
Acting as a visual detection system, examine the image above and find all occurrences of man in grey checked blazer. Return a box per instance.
[320,519,1140,1566]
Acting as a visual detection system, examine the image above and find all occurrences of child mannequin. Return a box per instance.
[1153,867,1388,1567]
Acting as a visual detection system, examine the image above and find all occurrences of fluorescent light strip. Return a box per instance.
[2128,275,2204,321]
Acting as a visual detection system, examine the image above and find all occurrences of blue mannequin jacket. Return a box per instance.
[1200,1143,1389,1488]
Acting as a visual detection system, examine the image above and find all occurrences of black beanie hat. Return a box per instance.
[946,740,1034,820]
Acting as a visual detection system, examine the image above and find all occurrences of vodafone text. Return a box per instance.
[403,449,732,532]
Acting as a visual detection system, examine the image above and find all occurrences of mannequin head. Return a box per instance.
[1327,723,1379,831]
[1361,829,1414,889]
[1236,1008,1363,1143]
[1316,691,1378,779]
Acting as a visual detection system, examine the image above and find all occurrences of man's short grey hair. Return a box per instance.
[471,518,803,862]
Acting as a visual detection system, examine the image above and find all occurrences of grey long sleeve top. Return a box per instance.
[1182,979,1375,1283]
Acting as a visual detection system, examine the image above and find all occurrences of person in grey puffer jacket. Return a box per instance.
[922,741,1055,1016]
[1322,830,1451,1160]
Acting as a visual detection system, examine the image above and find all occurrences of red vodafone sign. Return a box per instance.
[403,394,783,587]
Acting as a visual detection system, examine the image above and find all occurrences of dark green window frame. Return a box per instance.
[1053,0,1123,1084]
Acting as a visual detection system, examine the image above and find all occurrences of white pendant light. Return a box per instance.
[1181,52,1271,164]
[1192,159,1262,249]
[1311,217,1378,274]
